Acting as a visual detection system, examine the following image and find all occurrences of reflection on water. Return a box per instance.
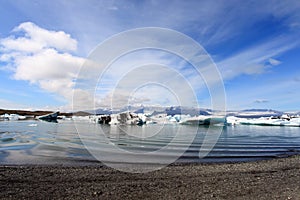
[0,120,300,165]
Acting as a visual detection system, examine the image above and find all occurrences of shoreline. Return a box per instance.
[1,156,300,199]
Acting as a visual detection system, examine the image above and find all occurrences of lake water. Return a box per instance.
[1,120,300,166]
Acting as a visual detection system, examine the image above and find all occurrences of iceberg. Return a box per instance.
[0,113,26,121]
[226,115,300,127]
[36,112,58,123]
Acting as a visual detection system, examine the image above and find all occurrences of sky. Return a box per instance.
[0,0,300,111]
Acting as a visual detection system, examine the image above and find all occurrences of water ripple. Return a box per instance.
[0,120,300,165]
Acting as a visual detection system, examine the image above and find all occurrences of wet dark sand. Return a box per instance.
[1,156,300,200]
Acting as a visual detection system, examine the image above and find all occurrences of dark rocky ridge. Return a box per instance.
[0,109,89,117]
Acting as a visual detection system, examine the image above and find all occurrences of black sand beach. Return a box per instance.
[1,156,300,200]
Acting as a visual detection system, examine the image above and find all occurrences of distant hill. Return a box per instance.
[242,109,280,112]
[72,111,91,116]
[0,109,53,116]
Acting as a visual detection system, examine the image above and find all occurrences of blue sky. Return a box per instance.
[0,0,300,111]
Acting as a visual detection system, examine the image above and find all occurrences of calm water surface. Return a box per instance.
[0,120,300,165]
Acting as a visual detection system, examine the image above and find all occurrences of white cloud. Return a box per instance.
[13,48,83,82]
[0,22,85,110]
[268,58,281,66]
[1,22,77,53]
[217,35,298,80]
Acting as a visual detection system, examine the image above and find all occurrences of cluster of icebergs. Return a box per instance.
[74,112,226,126]
[0,113,27,121]
[74,112,300,127]
[2,111,300,127]
[0,112,60,122]
[226,114,300,127]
